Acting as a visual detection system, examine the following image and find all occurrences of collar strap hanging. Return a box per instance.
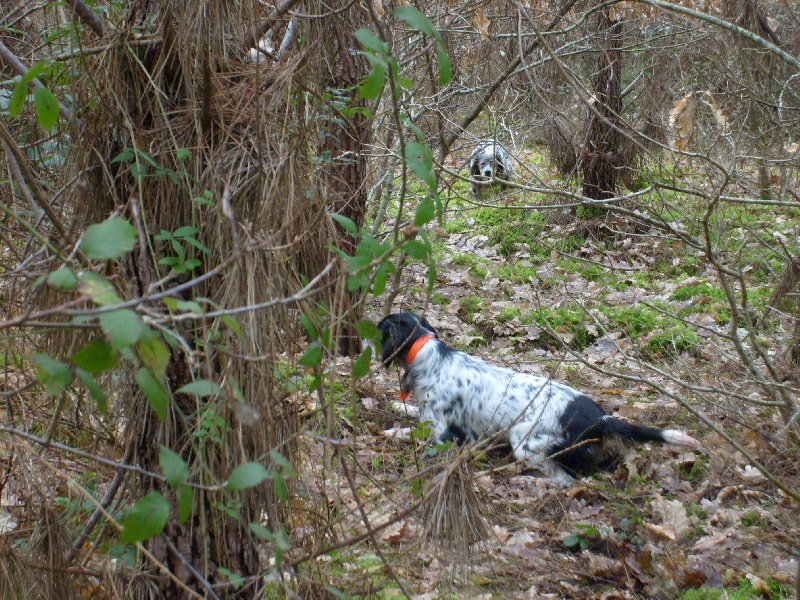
[405,333,434,364]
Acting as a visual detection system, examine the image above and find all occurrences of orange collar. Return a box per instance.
[406,333,434,364]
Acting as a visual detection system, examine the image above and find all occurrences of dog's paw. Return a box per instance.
[381,427,412,440]
[391,401,420,418]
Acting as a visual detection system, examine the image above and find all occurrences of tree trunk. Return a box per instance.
[312,5,371,356]
[581,8,623,211]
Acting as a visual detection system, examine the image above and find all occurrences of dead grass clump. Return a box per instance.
[543,114,580,175]
[421,447,489,581]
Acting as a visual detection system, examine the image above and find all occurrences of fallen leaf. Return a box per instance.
[745,572,771,597]
[473,9,491,39]
[642,521,676,540]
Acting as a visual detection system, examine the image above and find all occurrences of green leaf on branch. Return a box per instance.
[402,239,430,260]
[100,309,144,350]
[47,267,77,290]
[8,80,28,117]
[120,491,170,544]
[394,6,441,41]
[354,320,378,340]
[137,330,170,378]
[33,86,59,130]
[32,354,73,397]
[298,342,323,367]
[353,346,372,378]
[70,338,118,373]
[329,212,359,236]
[77,272,122,306]
[414,195,435,226]
[76,368,108,415]
[359,65,386,100]
[354,28,389,54]
[80,217,137,260]
[135,367,169,422]
[176,484,193,525]
[227,462,270,491]
[405,142,437,190]
[372,262,389,296]
[437,44,453,85]
[175,379,221,398]
[159,445,190,487]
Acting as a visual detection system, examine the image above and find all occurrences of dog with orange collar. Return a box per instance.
[378,311,701,487]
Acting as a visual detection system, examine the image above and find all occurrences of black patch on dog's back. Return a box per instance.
[440,423,473,445]
[547,394,613,477]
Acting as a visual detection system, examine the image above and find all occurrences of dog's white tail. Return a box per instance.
[660,429,702,449]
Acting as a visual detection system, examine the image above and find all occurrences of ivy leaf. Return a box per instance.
[32,354,73,396]
[80,217,137,260]
[159,446,190,487]
[120,491,170,544]
[33,86,59,130]
[70,338,118,373]
[227,462,271,491]
[135,367,169,421]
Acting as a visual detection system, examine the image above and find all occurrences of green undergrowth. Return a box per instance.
[497,303,701,356]
[680,578,793,600]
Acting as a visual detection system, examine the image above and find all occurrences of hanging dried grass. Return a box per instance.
[420,447,489,581]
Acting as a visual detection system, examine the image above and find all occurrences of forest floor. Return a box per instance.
[299,177,800,599]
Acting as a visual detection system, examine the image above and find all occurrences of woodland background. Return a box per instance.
[0,0,799,598]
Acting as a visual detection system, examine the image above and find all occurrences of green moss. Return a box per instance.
[680,578,792,600]
[602,305,660,337]
[646,324,700,357]
[671,283,726,302]
[559,258,605,282]
[452,253,479,267]
[497,306,522,322]
[431,292,451,305]
[522,305,597,351]
[496,263,538,283]
[740,509,768,528]
[474,207,545,258]
[459,296,486,323]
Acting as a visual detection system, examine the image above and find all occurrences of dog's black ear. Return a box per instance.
[419,316,437,337]
[377,314,401,366]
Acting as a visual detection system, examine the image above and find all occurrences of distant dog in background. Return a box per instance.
[378,312,701,487]
[470,140,513,197]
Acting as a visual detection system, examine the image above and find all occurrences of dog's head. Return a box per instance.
[377,312,437,367]
[470,142,510,181]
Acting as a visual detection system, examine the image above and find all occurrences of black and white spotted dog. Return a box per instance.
[378,312,700,487]
[470,140,513,197]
